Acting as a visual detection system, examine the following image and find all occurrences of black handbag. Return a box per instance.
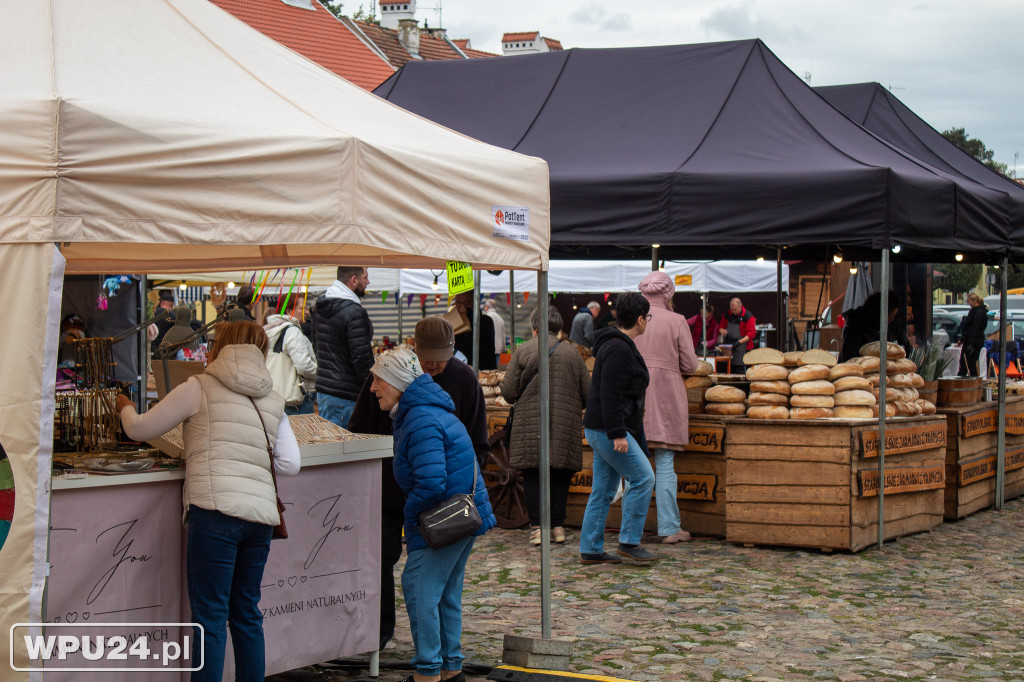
[502,340,560,447]
[417,457,482,549]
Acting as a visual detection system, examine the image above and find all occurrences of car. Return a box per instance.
[932,304,971,315]
[984,294,1024,312]
[932,310,968,345]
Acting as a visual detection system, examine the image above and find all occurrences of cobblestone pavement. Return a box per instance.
[271,497,1024,682]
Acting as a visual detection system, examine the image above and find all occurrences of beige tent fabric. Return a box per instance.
[0,244,64,676]
[0,0,550,273]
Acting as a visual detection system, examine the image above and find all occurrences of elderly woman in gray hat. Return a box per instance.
[369,348,495,682]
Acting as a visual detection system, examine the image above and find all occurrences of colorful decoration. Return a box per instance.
[407,293,415,308]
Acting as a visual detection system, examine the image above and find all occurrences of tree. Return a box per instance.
[937,263,982,295]
[322,0,343,19]
[941,127,1009,175]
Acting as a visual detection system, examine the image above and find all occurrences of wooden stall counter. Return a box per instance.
[725,415,947,552]
[937,396,1024,520]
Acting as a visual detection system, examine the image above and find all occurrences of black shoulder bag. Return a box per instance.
[502,340,560,447]
[417,456,482,549]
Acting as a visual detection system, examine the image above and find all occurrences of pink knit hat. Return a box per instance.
[638,271,674,300]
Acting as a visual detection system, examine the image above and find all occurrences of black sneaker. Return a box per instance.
[617,544,656,562]
[580,551,622,565]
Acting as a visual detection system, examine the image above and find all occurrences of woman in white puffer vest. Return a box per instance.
[117,321,300,682]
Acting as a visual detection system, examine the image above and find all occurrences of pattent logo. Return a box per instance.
[494,210,504,226]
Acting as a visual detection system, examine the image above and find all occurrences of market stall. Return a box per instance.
[0,0,549,677]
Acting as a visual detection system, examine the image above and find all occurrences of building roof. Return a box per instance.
[543,37,563,50]
[345,18,496,68]
[502,31,540,42]
[451,38,470,49]
[208,0,395,91]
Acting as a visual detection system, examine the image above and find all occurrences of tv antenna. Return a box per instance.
[803,71,812,84]
[887,70,905,92]
[424,0,443,28]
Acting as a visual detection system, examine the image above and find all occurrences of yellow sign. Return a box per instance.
[446,261,474,295]
[674,274,692,286]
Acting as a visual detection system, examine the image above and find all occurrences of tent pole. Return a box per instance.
[651,245,658,272]
[997,257,1008,509]
[472,271,481,373]
[877,248,889,549]
[537,269,552,639]
[776,247,784,350]
[397,285,403,343]
[509,271,516,352]
[701,293,707,358]
[138,275,148,413]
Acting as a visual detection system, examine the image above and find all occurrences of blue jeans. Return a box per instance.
[580,429,655,552]
[401,536,476,676]
[186,506,273,682]
[652,447,682,536]
[317,393,356,429]
[285,392,316,416]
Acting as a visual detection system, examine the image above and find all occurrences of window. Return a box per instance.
[798,275,827,319]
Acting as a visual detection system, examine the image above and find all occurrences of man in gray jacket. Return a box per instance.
[570,301,601,349]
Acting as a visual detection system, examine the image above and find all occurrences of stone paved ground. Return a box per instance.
[270,497,1024,681]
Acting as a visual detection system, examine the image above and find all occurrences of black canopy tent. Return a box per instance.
[816,82,1024,261]
[376,39,1013,263]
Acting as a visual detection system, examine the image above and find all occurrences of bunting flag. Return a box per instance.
[507,292,511,305]
[434,294,441,307]
[523,292,530,304]
[382,291,388,304]
[420,294,427,308]
[407,293,415,308]
[604,292,610,302]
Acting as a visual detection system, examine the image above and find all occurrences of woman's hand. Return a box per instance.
[114,394,135,415]
[612,437,628,453]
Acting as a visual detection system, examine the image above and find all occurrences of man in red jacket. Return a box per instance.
[718,298,756,373]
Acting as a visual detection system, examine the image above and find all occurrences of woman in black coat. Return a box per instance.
[958,293,989,376]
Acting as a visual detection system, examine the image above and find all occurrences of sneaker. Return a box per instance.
[552,526,566,544]
[662,530,692,544]
[580,551,622,565]
[617,544,656,562]
[529,528,542,546]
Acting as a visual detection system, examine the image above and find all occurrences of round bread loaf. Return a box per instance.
[871,403,897,418]
[746,364,790,381]
[782,351,804,367]
[789,407,834,419]
[911,373,925,388]
[833,389,876,405]
[790,379,836,395]
[798,348,838,367]
[746,405,790,419]
[743,347,785,365]
[788,364,831,384]
[893,401,920,416]
[834,405,874,419]
[833,376,872,392]
[895,358,918,373]
[871,387,903,402]
[748,392,790,406]
[859,341,907,359]
[684,375,714,389]
[902,387,920,402]
[790,394,835,408]
[749,380,791,395]
[851,356,881,372]
[829,363,865,379]
[705,385,746,403]
[888,373,914,388]
[705,402,747,415]
[866,373,881,387]
[692,360,715,377]
[915,399,936,415]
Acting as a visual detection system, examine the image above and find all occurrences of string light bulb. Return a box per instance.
[431,275,439,290]
[955,253,964,262]
[652,243,661,248]
[833,254,843,264]
[756,256,765,263]
[849,266,858,274]
[178,283,187,291]
[891,244,901,254]
[227,281,235,289]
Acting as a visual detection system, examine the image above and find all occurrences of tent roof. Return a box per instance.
[375,40,1012,263]
[0,0,549,273]
[816,82,1024,260]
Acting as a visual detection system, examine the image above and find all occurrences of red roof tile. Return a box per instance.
[460,46,499,60]
[543,37,563,50]
[502,31,540,42]
[451,38,470,49]
[346,19,497,68]
[208,0,395,91]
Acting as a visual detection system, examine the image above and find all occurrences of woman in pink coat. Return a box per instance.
[633,272,700,543]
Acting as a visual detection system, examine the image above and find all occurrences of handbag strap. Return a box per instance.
[247,396,282,498]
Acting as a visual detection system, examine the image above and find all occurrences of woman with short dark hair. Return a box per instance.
[578,292,657,565]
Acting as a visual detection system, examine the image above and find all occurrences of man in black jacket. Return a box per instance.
[313,266,373,429]
[348,316,489,651]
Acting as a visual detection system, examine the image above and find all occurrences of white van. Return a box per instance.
[983,294,1024,312]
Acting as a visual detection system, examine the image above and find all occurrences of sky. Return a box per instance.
[382,0,1024,178]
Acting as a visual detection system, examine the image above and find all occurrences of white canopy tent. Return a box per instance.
[0,0,549,671]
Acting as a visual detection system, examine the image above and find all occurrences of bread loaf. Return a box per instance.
[833,376,872,392]
[894,358,918,374]
[788,364,832,384]
[850,356,881,373]
[746,405,790,419]
[829,363,865,379]
[743,347,785,365]
[748,392,790,406]
[893,401,920,416]
[782,351,804,367]
[745,364,790,381]
[790,394,835,408]
[692,360,714,377]
[705,385,747,403]
[888,373,914,388]
[902,387,920,402]
[871,403,897,418]
[705,402,747,415]
[684,375,714,389]
[859,341,907,359]
[798,348,838,367]
[789,407,834,419]
[866,373,881,387]
[790,379,836,395]
[834,405,874,419]
[911,373,925,388]
[749,380,791,395]
[915,398,936,415]
[833,389,876,406]
[872,387,903,402]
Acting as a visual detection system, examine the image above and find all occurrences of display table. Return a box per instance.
[725,415,947,552]
[45,428,391,681]
[937,396,1024,520]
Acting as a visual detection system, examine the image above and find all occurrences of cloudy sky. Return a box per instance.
[394,0,1024,178]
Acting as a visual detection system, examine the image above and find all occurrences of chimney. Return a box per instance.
[398,18,420,55]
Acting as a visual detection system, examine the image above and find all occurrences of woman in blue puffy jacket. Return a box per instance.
[369,348,495,682]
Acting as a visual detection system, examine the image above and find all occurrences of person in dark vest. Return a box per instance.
[717,298,756,373]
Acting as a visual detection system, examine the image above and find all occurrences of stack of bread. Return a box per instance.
[787,349,838,419]
[704,384,748,416]
[743,347,791,419]
[829,360,875,419]
[477,370,509,407]
[853,341,935,416]
[684,360,716,414]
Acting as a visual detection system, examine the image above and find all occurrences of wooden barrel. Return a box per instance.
[918,380,939,405]
[937,377,983,407]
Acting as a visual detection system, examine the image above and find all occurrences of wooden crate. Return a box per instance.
[937,396,1024,520]
[564,416,728,537]
[725,415,947,552]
